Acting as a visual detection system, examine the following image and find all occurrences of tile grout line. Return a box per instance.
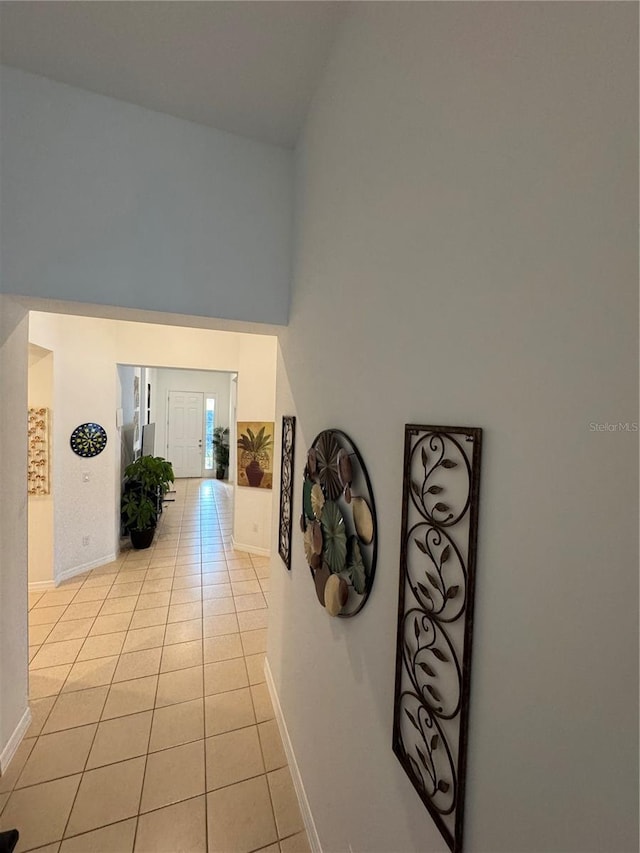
[16,478,286,852]
[54,510,171,846]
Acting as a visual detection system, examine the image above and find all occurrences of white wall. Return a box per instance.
[0,296,30,769]
[268,5,638,853]
[116,363,137,474]
[29,312,277,576]
[0,66,293,325]
[30,315,120,580]
[234,337,277,553]
[27,347,54,586]
[151,367,232,472]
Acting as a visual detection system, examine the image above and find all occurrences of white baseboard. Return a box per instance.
[264,658,321,853]
[28,579,56,591]
[230,537,270,558]
[0,706,32,775]
[56,552,118,585]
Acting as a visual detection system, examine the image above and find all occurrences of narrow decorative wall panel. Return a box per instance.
[278,415,296,569]
[28,407,50,495]
[393,424,482,853]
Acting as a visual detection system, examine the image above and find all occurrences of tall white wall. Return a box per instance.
[234,337,277,553]
[0,66,293,324]
[27,347,54,586]
[0,296,30,769]
[268,5,638,853]
[29,312,277,576]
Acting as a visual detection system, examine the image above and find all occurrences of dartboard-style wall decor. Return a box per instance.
[301,429,377,618]
[69,422,108,458]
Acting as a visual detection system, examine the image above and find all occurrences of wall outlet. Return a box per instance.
[252,522,259,533]
[82,535,90,546]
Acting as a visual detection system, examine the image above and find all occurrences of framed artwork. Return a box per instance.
[237,421,275,489]
[28,407,50,495]
[392,424,483,853]
[278,416,296,569]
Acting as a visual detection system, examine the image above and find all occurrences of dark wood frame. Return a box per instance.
[392,424,482,853]
[278,415,296,569]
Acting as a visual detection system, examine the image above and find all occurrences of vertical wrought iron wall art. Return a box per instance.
[28,407,50,495]
[278,416,296,569]
[392,424,482,853]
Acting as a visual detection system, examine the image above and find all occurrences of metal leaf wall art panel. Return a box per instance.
[393,424,482,853]
[278,416,296,569]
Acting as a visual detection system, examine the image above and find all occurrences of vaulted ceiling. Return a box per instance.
[0,1,346,148]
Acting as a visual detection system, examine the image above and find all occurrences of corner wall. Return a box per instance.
[0,296,30,768]
[28,347,54,586]
[268,5,638,853]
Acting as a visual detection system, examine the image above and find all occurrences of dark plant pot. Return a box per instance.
[245,460,264,487]
[130,527,155,550]
[216,467,226,480]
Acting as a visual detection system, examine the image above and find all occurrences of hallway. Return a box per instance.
[0,479,309,853]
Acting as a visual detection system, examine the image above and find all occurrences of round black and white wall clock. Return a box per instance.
[69,423,107,458]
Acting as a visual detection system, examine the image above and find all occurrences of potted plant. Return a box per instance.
[121,455,174,549]
[237,425,273,487]
[121,490,158,549]
[212,426,230,480]
[124,455,174,499]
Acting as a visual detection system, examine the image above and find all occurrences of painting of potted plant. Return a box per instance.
[237,422,274,489]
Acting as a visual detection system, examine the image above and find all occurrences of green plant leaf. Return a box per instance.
[350,560,366,594]
[345,536,366,593]
[320,501,347,574]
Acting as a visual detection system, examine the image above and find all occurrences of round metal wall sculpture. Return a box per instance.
[69,422,107,458]
[301,429,377,618]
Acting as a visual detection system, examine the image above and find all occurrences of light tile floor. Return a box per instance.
[0,479,310,853]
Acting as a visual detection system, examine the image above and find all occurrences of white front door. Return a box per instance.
[167,391,204,477]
